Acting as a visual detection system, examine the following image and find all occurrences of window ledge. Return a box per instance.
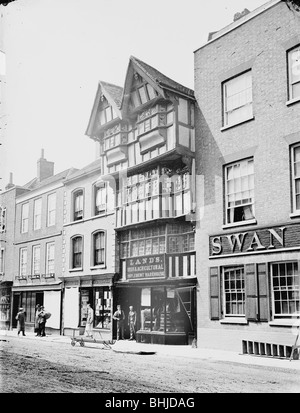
[220,318,248,325]
[286,97,300,107]
[90,265,106,270]
[69,268,83,273]
[220,116,255,132]
[222,219,257,230]
[269,318,300,327]
[290,211,300,219]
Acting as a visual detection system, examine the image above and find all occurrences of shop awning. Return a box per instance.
[12,281,62,292]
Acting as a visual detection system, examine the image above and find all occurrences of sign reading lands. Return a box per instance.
[126,255,165,280]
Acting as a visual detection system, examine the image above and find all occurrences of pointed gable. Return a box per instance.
[122,56,194,114]
[86,81,123,137]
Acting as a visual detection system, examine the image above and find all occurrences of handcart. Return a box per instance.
[70,329,114,350]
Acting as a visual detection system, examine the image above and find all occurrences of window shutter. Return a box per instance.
[245,264,258,321]
[257,263,270,322]
[209,267,220,320]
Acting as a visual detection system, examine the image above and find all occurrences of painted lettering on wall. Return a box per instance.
[209,225,299,257]
[126,254,165,279]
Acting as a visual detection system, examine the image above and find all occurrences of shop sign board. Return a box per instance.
[126,254,165,280]
[209,224,300,257]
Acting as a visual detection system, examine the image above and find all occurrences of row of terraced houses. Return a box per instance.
[1,0,300,353]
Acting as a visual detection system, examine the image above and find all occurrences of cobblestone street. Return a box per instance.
[1,334,299,393]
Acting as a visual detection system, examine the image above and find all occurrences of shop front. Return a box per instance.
[62,274,114,341]
[0,282,12,330]
[115,235,197,345]
[11,282,62,334]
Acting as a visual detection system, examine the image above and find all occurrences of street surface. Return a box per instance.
[0,335,299,393]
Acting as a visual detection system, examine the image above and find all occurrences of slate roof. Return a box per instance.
[21,167,79,191]
[130,56,194,99]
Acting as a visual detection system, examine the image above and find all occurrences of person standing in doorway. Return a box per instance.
[16,307,26,336]
[37,306,47,337]
[113,304,125,340]
[34,304,41,336]
[128,306,137,341]
[84,302,94,338]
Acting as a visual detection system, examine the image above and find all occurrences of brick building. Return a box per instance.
[194,0,300,352]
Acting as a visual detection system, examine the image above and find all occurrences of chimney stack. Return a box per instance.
[233,8,250,22]
[37,149,54,181]
[5,172,15,190]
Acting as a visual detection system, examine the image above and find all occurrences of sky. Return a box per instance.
[0,0,269,191]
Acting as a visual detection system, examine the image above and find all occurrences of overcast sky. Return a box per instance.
[0,0,268,191]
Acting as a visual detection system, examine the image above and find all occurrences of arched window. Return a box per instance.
[93,231,105,266]
[73,190,84,221]
[72,236,83,269]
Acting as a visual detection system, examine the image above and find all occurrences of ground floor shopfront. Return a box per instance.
[62,274,114,341]
[0,282,12,330]
[198,222,300,352]
[11,281,63,334]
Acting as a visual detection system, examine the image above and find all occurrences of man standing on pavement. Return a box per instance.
[128,306,137,341]
[16,307,26,336]
[113,304,125,340]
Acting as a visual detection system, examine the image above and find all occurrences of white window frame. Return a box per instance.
[223,70,253,128]
[92,231,106,267]
[225,158,255,225]
[222,266,246,318]
[47,193,56,227]
[288,45,300,101]
[0,248,4,274]
[33,198,42,230]
[71,236,83,269]
[46,242,55,277]
[73,190,84,221]
[271,261,299,318]
[21,203,29,233]
[291,143,300,214]
[19,247,27,278]
[32,245,41,276]
[94,183,107,216]
[0,206,6,233]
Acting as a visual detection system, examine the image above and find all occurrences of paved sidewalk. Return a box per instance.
[1,329,300,371]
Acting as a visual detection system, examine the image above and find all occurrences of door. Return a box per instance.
[12,293,21,328]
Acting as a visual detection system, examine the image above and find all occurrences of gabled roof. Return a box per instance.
[129,56,194,99]
[85,81,123,137]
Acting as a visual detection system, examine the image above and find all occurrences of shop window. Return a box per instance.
[73,190,83,221]
[47,193,56,227]
[271,262,299,317]
[225,158,255,225]
[288,45,300,101]
[222,70,253,127]
[291,143,300,213]
[93,231,105,266]
[20,291,43,323]
[94,288,111,329]
[21,202,29,233]
[139,287,188,333]
[223,267,245,317]
[71,236,83,269]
